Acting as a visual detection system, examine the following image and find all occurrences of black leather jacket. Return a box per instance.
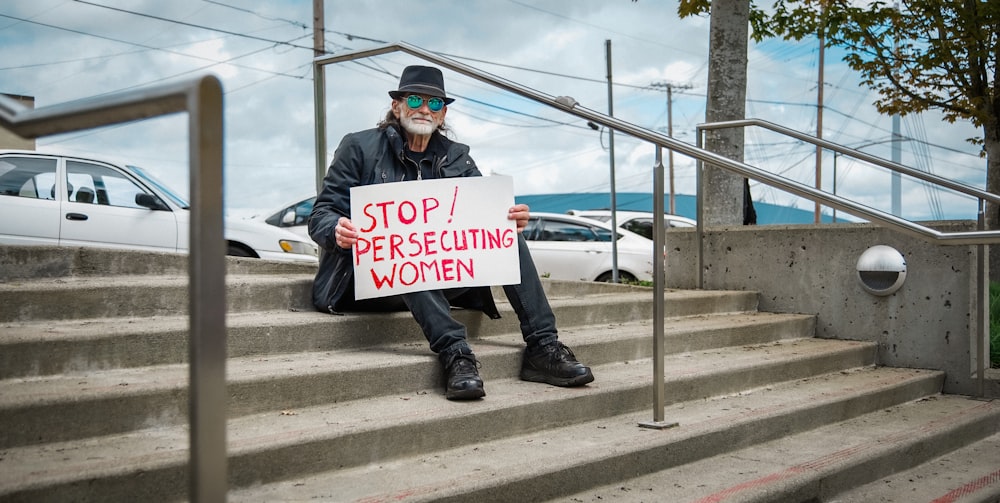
[308,125,500,318]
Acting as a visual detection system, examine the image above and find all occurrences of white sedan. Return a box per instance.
[522,212,654,283]
[0,150,318,263]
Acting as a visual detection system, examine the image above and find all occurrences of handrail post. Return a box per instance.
[695,127,705,289]
[640,146,679,430]
[187,78,228,503]
[977,199,988,398]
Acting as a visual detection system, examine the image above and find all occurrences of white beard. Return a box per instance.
[400,114,437,136]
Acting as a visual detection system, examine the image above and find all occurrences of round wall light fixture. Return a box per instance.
[856,245,907,296]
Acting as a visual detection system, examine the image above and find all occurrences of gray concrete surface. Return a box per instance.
[2,243,998,502]
[665,221,998,397]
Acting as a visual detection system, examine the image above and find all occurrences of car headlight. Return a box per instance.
[279,239,318,257]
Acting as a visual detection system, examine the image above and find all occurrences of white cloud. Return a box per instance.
[0,0,985,222]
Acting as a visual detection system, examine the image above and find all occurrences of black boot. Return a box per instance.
[440,349,485,400]
[520,341,594,387]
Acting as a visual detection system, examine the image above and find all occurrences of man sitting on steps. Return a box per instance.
[308,65,594,400]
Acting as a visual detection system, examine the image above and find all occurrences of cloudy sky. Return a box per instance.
[0,0,986,221]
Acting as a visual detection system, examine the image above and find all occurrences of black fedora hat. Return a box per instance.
[388,65,455,104]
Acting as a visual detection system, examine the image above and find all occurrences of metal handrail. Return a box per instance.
[0,76,227,502]
[314,41,998,423]
[698,118,1000,206]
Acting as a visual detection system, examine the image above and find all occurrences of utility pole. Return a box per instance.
[815,31,825,223]
[605,39,619,283]
[650,81,693,215]
[313,0,324,58]
[890,0,902,216]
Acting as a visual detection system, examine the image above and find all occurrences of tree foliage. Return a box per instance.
[680,0,1000,227]
[759,0,1000,146]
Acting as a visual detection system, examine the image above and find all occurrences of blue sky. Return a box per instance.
[0,0,986,222]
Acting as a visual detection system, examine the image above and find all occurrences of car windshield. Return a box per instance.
[126,164,190,209]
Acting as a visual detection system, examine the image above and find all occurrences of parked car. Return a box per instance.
[250,195,315,240]
[0,150,319,263]
[567,209,696,240]
[522,212,654,283]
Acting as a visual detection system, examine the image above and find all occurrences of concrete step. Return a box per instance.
[557,395,1000,503]
[0,314,822,448]
[0,289,768,379]
[4,245,977,503]
[830,430,1000,503]
[0,360,917,502]
[0,244,318,280]
[0,274,316,322]
[0,274,753,323]
[220,367,944,503]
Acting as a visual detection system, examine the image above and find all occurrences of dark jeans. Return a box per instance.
[340,234,558,357]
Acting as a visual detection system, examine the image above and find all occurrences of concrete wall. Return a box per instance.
[665,221,994,396]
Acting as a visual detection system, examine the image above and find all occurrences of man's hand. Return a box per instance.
[334,217,359,249]
[508,203,530,233]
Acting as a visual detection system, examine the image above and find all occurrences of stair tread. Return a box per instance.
[0,333,858,406]
[0,340,884,493]
[224,366,945,502]
[0,307,807,343]
[557,396,1000,503]
[831,429,1000,503]
[0,273,316,291]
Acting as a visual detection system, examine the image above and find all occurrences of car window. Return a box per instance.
[522,217,542,241]
[537,218,613,242]
[668,218,696,228]
[67,160,150,209]
[0,156,57,199]
[622,218,654,240]
[265,197,315,228]
[291,197,315,226]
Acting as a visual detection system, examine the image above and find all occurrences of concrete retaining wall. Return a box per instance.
[665,221,993,396]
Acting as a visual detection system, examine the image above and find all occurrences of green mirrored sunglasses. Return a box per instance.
[405,95,445,112]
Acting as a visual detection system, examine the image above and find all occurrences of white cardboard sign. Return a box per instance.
[350,175,520,299]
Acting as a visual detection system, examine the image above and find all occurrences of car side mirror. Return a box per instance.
[135,193,170,211]
[281,209,296,225]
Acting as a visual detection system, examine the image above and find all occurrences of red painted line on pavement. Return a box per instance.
[929,468,1000,503]
[690,400,999,503]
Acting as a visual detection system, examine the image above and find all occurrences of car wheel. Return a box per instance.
[595,271,637,283]
[226,243,258,258]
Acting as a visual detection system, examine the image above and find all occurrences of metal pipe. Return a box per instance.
[697,118,1000,205]
[313,59,328,194]
[605,39,619,283]
[977,200,988,397]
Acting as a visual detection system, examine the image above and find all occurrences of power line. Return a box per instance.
[72,0,315,51]
[0,12,304,80]
[11,4,982,162]
[199,0,308,29]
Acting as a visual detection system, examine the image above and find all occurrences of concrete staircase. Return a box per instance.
[1,246,998,503]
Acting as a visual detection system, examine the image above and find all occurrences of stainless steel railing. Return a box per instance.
[313,40,999,425]
[0,76,228,503]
